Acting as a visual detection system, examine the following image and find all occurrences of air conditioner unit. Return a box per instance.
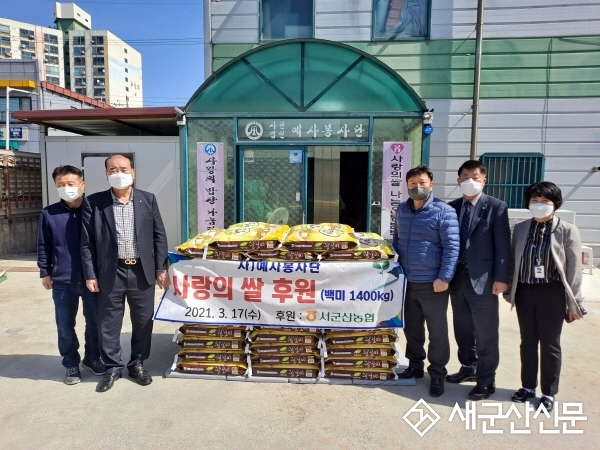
[28,34,35,40]
[99,82,105,86]
[44,49,49,53]
[81,81,86,86]
[19,44,26,49]
[81,71,85,75]
[5,52,11,57]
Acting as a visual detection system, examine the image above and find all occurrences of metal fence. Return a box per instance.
[0,152,43,221]
[480,153,545,209]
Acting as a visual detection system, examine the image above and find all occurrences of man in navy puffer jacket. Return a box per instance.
[392,165,459,397]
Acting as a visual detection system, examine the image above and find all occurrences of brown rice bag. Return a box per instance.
[272,249,323,261]
[254,327,319,335]
[281,224,358,251]
[327,232,395,260]
[177,360,248,376]
[252,364,319,379]
[325,345,396,358]
[178,349,247,362]
[178,336,246,350]
[324,329,398,337]
[213,223,289,251]
[250,345,319,356]
[324,356,397,369]
[176,229,223,255]
[325,367,396,381]
[179,325,246,338]
[251,354,319,365]
[249,333,319,345]
[326,333,397,346]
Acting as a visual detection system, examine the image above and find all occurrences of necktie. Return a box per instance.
[459,202,471,265]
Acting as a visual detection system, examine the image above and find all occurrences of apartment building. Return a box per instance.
[0,2,142,107]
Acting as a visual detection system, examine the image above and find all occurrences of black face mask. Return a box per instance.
[407,186,431,201]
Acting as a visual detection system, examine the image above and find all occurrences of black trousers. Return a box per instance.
[515,281,565,396]
[403,282,450,379]
[97,261,155,373]
[449,268,499,386]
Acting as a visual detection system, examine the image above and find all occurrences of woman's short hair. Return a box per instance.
[524,181,563,210]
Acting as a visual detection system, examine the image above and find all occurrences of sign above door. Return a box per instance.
[237,118,370,143]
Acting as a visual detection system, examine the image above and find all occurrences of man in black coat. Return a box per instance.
[81,154,169,393]
[447,160,511,400]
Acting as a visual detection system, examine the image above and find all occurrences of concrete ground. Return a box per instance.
[0,254,599,449]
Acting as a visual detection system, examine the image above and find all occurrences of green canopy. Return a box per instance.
[187,39,424,113]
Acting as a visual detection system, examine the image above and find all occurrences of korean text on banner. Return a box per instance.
[154,254,406,329]
[381,142,412,239]
[197,142,224,230]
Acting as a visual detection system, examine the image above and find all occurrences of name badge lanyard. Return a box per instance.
[532,223,549,279]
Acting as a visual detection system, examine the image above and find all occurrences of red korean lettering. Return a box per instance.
[295,279,315,304]
[190,275,211,300]
[172,275,189,300]
[273,278,293,303]
[241,277,264,302]
[213,276,233,300]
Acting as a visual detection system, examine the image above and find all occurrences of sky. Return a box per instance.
[2,0,204,107]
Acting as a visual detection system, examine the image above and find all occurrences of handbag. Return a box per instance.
[565,304,586,323]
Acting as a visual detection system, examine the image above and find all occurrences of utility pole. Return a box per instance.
[470,0,485,160]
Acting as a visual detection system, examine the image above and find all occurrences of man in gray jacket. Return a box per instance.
[392,165,460,397]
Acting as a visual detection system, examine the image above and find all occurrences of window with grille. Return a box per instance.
[480,153,545,208]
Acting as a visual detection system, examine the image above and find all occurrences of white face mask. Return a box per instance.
[460,179,483,197]
[108,172,133,189]
[529,203,554,219]
[57,186,81,202]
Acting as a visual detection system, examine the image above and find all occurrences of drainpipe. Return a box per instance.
[470,0,485,160]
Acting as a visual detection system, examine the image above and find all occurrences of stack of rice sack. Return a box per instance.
[323,329,399,381]
[249,327,322,379]
[176,324,249,376]
[176,222,290,261]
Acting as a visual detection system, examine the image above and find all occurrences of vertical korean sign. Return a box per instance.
[197,142,224,231]
[381,142,412,239]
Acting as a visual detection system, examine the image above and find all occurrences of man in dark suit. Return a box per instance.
[81,154,169,393]
[447,160,510,400]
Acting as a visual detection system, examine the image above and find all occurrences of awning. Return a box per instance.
[11,107,182,136]
[0,141,19,150]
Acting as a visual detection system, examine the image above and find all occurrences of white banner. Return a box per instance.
[381,142,412,239]
[197,142,224,230]
[154,254,406,329]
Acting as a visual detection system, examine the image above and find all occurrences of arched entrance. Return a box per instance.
[183,39,427,238]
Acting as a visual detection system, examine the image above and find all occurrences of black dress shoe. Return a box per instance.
[430,378,444,397]
[128,364,153,386]
[468,383,495,400]
[397,367,424,379]
[96,372,121,393]
[512,388,536,403]
[538,396,554,413]
[446,368,476,384]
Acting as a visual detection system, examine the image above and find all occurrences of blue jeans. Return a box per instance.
[52,282,100,368]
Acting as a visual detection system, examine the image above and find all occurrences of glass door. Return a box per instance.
[238,147,306,226]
